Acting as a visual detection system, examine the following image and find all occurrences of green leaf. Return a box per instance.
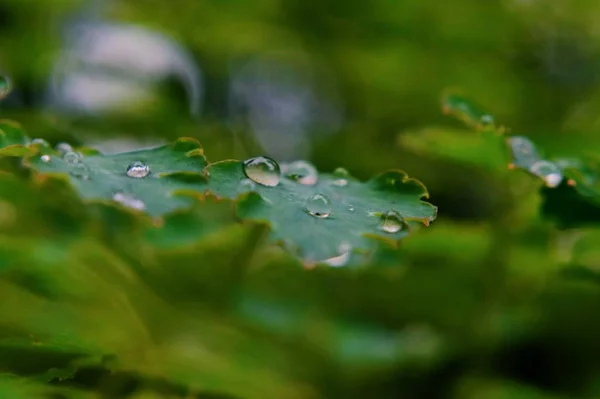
[441,91,505,134]
[207,160,437,260]
[28,138,209,216]
[25,138,436,259]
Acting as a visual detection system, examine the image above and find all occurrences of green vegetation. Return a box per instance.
[3,1,600,398]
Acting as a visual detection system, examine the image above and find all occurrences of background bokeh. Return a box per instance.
[2,0,600,398]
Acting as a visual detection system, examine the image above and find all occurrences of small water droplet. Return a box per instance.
[237,178,256,193]
[379,210,406,234]
[41,155,51,163]
[479,114,494,126]
[332,167,349,187]
[69,163,90,180]
[507,136,539,167]
[55,142,73,156]
[242,156,280,187]
[31,138,50,148]
[112,192,146,210]
[0,76,11,100]
[349,205,355,212]
[63,151,83,165]
[126,161,150,178]
[283,160,318,185]
[529,160,563,188]
[305,193,332,218]
[323,242,352,267]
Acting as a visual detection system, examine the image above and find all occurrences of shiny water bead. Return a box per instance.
[0,76,10,100]
[379,210,406,234]
[242,156,281,187]
[529,160,563,188]
[69,163,90,180]
[63,151,83,165]
[31,138,50,148]
[41,155,51,163]
[305,193,332,218]
[55,142,74,156]
[126,161,150,178]
[323,242,352,267]
[507,136,539,167]
[283,160,318,185]
[332,167,349,187]
[112,192,146,210]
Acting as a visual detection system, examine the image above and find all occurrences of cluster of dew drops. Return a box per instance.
[241,156,406,235]
[35,139,149,211]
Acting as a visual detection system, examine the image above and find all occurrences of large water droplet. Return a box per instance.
[305,193,332,218]
[55,142,74,156]
[242,156,280,187]
[41,155,51,163]
[31,138,50,148]
[323,242,352,267]
[283,160,318,185]
[113,192,146,210]
[379,210,406,234]
[126,161,150,178]
[529,160,563,188]
[507,136,539,167]
[0,76,11,100]
[63,151,83,165]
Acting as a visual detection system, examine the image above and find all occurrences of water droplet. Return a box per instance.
[507,136,539,167]
[379,210,406,234]
[242,156,280,187]
[126,161,150,178]
[69,163,90,180]
[323,242,352,267]
[479,114,494,126]
[283,160,318,185]
[31,138,50,148]
[349,206,355,212]
[41,155,51,163]
[55,142,73,156]
[0,76,11,100]
[332,167,349,187]
[112,192,146,210]
[529,160,563,188]
[63,151,83,165]
[237,178,256,193]
[305,193,331,218]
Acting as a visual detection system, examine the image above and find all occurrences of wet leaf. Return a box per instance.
[207,160,437,260]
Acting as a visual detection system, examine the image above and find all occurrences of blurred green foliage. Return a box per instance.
[2,0,600,398]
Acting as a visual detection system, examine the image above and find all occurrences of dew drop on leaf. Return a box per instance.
[507,136,539,167]
[332,167,349,187]
[0,76,11,100]
[283,160,318,185]
[63,151,83,165]
[349,205,355,212]
[69,163,90,180]
[112,192,146,210]
[479,114,494,127]
[41,155,51,163]
[305,193,332,218]
[31,138,50,148]
[529,160,563,188]
[55,142,74,156]
[379,210,406,234]
[323,242,352,267]
[126,161,150,178]
[242,156,281,187]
